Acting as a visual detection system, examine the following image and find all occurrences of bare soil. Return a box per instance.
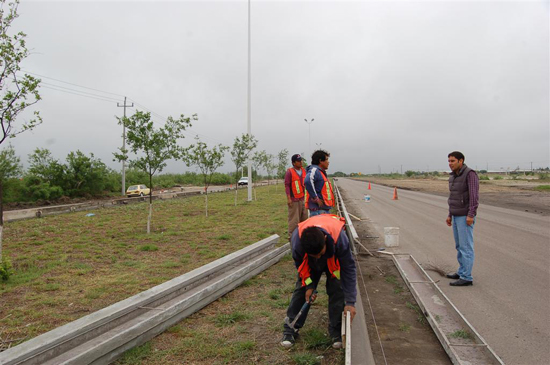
[360,177,550,216]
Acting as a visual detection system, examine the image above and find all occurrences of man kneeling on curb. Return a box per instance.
[281,214,357,349]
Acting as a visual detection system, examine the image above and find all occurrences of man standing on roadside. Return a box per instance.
[305,150,334,216]
[446,151,479,286]
[281,214,357,349]
[285,154,308,239]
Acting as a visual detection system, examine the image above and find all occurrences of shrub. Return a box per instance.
[493,175,503,180]
[479,175,490,181]
[0,258,13,281]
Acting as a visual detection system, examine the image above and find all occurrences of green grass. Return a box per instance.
[450,329,473,339]
[214,311,250,327]
[302,328,332,349]
[2,185,344,364]
[535,185,550,191]
[399,323,411,332]
[292,352,322,365]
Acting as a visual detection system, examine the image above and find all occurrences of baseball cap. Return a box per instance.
[291,154,302,163]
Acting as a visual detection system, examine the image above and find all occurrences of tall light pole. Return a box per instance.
[247,0,253,201]
[304,118,314,160]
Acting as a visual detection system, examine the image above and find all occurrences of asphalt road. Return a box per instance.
[337,178,550,365]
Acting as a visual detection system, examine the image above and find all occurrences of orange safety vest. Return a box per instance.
[296,215,346,287]
[288,167,306,199]
[305,170,334,209]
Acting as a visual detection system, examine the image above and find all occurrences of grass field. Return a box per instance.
[0,185,344,364]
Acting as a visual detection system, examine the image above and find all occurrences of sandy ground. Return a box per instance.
[356,177,550,216]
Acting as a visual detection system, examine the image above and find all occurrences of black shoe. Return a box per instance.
[280,334,295,348]
[332,336,343,349]
[446,272,460,279]
[450,279,473,286]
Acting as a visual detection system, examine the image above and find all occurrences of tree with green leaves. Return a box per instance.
[1,0,41,278]
[0,144,21,264]
[264,153,275,187]
[0,0,41,145]
[230,133,257,206]
[251,150,267,200]
[182,136,228,216]
[277,148,289,182]
[114,110,195,233]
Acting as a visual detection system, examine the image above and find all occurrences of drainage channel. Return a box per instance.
[0,235,288,365]
[333,181,376,365]
[390,253,505,365]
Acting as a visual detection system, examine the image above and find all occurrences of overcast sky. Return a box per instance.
[7,0,549,174]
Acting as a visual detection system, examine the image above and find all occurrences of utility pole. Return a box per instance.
[305,118,314,160]
[401,165,403,174]
[117,96,134,196]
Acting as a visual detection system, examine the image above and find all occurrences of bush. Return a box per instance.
[0,258,13,281]
[493,175,503,180]
[538,173,549,180]
[479,175,490,181]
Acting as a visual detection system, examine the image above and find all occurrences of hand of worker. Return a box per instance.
[287,197,293,207]
[305,288,317,303]
[466,216,474,226]
[344,305,356,322]
[446,216,452,227]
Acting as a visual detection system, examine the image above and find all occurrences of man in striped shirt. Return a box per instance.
[446,151,479,286]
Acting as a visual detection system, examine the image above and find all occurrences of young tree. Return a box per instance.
[251,150,267,200]
[264,153,275,187]
[182,136,228,216]
[230,133,257,206]
[0,0,42,145]
[277,148,289,183]
[114,110,195,233]
[0,144,21,262]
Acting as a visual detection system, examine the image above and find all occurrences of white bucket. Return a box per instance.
[384,227,399,247]
[364,195,371,202]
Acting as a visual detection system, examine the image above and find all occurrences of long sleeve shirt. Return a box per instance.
[290,228,357,306]
[304,164,331,210]
[467,170,479,218]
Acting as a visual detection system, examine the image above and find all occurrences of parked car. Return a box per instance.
[238,177,249,186]
[126,184,151,197]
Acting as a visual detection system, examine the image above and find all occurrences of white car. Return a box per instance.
[238,177,249,186]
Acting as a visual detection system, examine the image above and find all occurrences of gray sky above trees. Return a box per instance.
[9,0,549,174]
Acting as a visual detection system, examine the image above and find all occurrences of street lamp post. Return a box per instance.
[304,118,314,160]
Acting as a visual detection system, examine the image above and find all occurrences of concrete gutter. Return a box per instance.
[333,180,376,365]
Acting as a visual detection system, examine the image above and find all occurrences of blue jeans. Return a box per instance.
[452,215,475,281]
[309,209,330,217]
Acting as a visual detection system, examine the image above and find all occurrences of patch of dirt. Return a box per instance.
[351,218,452,365]
[359,177,550,216]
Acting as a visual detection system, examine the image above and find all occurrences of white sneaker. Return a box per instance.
[280,334,295,349]
[332,338,343,349]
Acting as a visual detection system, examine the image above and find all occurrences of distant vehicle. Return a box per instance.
[238,177,249,186]
[126,184,151,197]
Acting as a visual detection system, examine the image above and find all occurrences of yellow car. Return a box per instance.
[126,184,151,197]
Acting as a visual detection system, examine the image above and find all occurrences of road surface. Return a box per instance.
[337,178,550,365]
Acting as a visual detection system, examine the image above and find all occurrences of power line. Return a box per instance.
[19,69,126,98]
[41,81,122,102]
[22,69,232,146]
[40,85,118,104]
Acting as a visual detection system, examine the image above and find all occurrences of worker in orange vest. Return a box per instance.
[284,154,308,239]
[281,214,357,349]
[305,150,334,216]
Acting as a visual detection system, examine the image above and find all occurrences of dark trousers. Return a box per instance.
[283,271,345,339]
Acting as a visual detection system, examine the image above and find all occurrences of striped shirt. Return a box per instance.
[467,170,480,218]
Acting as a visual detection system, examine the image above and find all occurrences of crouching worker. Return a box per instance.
[281,214,357,349]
